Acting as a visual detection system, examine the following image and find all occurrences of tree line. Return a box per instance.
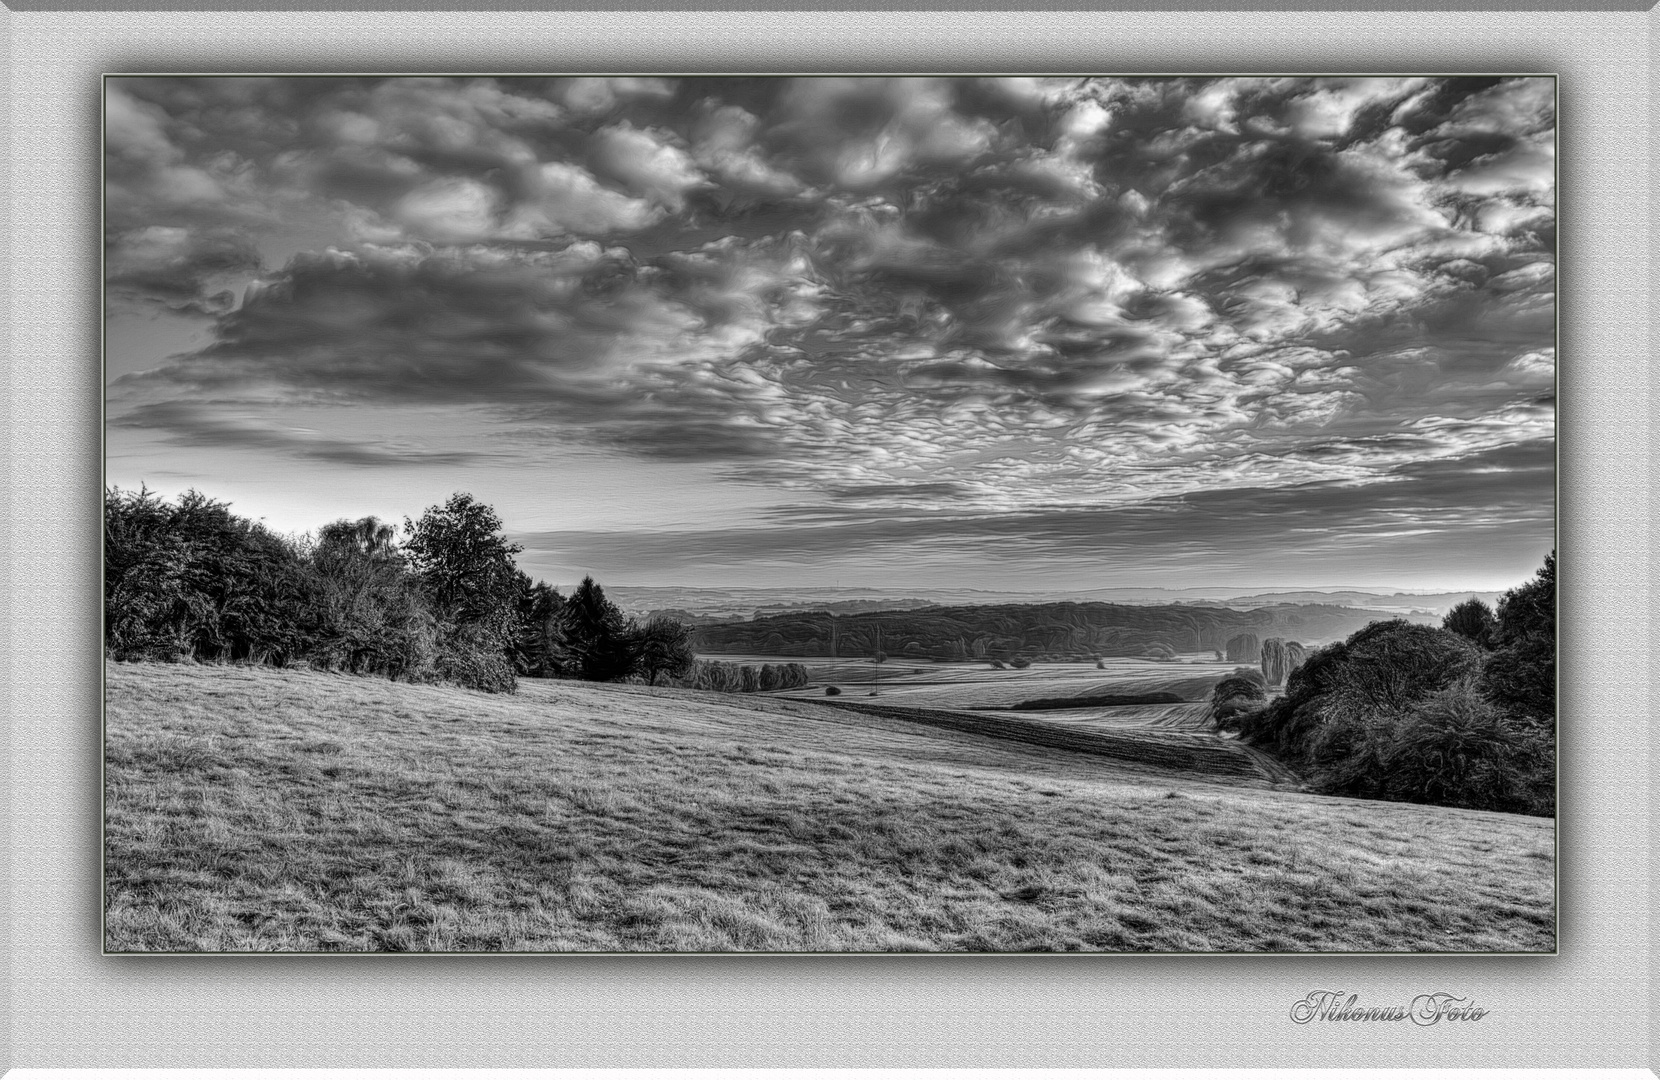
[692,598,1435,662]
[104,487,695,693]
[1213,553,1556,816]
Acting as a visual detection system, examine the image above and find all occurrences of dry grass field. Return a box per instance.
[105,661,1556,953]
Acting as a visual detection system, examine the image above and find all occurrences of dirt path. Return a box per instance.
[816,699,1303,787]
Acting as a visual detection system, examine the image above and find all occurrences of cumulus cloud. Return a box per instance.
[589,124,708,210]
[105,76,1555,587]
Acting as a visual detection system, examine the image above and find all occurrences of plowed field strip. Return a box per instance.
[818,700,1301,786]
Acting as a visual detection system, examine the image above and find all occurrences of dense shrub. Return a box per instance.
[432,622,518,694]
[1442,597,1497,647]
[306,523,438,680]
[1376,679,1553,815]
[1210,674,1267,721]
[105,487,316,666]
[1224,612,1552,815]
[825,685,842,696]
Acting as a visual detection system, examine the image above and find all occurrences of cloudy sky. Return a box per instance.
[105,75,1555,592]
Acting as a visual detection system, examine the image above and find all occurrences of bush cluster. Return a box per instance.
[1217,554,1555,815]
[671,659,810,693]
[1210,673,1267,721]
[105,487,695,694]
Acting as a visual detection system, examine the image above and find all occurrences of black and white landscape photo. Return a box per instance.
[104,75,1556,953]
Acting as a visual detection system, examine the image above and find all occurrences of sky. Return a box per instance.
[104,75,1556,592]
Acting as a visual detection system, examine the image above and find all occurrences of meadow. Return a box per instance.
[105,660,1555,953]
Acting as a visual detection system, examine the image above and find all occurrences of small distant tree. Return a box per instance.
[1225,632,1261,663]
[1260,637,1288,687]
[634,616,694,686]
[318,516,397,559]
[1443,597,1497,647]
[1211,675,1267,722]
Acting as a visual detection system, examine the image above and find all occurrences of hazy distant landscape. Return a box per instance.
[608,585,1494,626]
[104,75,1556,953]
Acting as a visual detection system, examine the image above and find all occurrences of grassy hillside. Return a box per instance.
[105,662,1554,953]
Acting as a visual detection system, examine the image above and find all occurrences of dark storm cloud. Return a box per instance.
[105,227,263,315]
[110,240,806,462]
[106,75,1554,554]
[113,402,493,467]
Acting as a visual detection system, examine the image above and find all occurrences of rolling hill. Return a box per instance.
[105,661,1554,953]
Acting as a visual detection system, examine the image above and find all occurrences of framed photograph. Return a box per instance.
[100,71,1559,958]
[6,6,1652,1071]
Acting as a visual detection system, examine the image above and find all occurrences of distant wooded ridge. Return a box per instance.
[610,585,1503,622]
[691,601,1436,660]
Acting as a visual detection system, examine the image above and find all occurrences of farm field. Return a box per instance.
[105,661,1555,953]
[746,655,1236,710]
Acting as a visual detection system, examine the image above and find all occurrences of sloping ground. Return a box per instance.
[998,702,1216,729]
[104,661,1555,953]
[817,700,1300,786]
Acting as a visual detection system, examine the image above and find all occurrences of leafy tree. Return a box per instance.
[1442,597,1497,647]
[562,575,637,682]
[402,494,526,692]
[1259,637,1288,686]
[1480,552,1555,726]
[402,494,523,627]
[634,616,695,686]
[1494,551,1555,642]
